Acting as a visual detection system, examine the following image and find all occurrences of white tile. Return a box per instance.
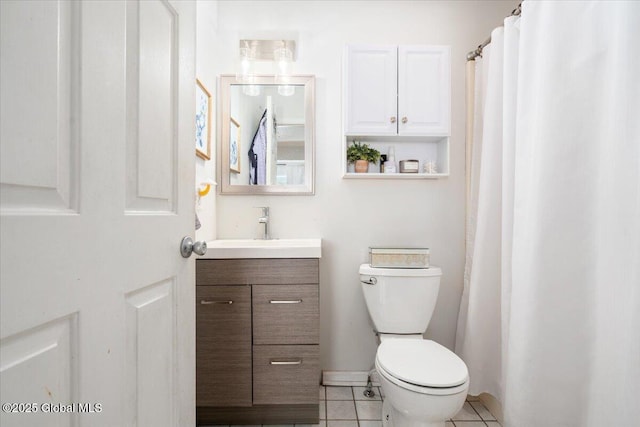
[352,386,382,401]
[319,385,326,400]
[326,422,358,427]
[326,386,354,400]
[452,402,482,421]
[451,423,486,427]
[320,400,326,420]
[355,400,383,420]
[360,421,383,427]
[326,400,357,420]
[470,401,496,421]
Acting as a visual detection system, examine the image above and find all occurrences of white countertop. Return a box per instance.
[199,238,322,259]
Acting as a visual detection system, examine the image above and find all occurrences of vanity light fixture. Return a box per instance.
[237,39,297,96]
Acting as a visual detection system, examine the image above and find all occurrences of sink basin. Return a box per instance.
[200,238,322,259]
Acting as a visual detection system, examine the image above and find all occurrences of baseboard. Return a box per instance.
[321,371,381,387]
[476,393,504,426]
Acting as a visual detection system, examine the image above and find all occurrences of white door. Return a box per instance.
[344,44,397,135]
[0,1,195,426]
[398,45,451,136]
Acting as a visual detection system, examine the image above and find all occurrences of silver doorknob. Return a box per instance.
[180,236,207,258]
[401,117,408,124]
[390,116,397,123]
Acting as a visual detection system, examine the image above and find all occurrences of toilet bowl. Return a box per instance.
[375,338,468,427]
[359,264,470,427]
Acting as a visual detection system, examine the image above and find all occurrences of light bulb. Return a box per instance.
[236,46,254,83]
[273,47,293,85]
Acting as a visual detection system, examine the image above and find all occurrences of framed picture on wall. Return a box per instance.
[229,117,241,173]
[195,78,212,160]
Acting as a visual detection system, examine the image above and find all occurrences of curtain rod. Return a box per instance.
[466,2,522,61]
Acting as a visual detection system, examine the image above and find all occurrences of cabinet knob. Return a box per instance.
[402,117,408,124]
[390,116,396,123]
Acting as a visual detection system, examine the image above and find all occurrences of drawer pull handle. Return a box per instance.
[200,300,233,305]
[270,359,303,365]
[269,299,303,304]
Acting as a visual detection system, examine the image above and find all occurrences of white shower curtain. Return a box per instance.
[456,1,640,426]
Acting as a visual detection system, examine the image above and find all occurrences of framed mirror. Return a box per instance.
[219,75,315,195]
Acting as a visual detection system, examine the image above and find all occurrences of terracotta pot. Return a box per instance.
[354,159,369,173]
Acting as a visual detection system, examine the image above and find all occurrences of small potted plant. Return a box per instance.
[347,141,381,173]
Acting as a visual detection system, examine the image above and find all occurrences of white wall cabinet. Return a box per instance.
[344,44,450,136]
[343,44,451,178]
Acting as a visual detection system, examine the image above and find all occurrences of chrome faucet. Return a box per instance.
[257,207,270,240]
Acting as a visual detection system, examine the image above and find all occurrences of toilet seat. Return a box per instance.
[376,339,469,396]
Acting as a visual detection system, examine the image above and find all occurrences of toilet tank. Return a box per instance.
[359,264,442,334]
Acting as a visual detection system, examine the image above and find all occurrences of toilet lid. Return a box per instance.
[376,339,468,388]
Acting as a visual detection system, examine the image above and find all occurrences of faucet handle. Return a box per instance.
[255,206,269,216]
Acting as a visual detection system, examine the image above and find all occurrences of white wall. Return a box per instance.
[195,0,219,242]
[207,0,516,372]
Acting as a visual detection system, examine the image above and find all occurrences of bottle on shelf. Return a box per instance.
[384,147,396,173]
[379,154,388,173]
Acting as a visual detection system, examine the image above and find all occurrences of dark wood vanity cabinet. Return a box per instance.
[196,285,252,407]
[196,258,320,425]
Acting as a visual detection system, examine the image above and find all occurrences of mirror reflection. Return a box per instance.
[230,85,305,186]
[219,75,315,195]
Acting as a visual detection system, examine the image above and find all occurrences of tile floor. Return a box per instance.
[218,385,502,427]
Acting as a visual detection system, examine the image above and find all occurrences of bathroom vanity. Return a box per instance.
[196,240,321,425]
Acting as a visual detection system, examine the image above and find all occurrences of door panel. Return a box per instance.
[0,1,195,426]
[0,314,78,425]
[0,0,79,213]
[125,278,176,425]
[126,0,178,213]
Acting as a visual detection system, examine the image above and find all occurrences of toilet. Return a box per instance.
[360,264,469,427]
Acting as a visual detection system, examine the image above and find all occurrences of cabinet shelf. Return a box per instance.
[343,172,449,179]
[342,44,451,180]
[343,136,450,178]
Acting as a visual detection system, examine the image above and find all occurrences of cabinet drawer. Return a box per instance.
[253,345,319,405]
[196,286,252,407]
[253,285,319,345]
[197,259,319,285]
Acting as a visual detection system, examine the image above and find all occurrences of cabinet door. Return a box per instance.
[196,285,252,407]
[344,44,397,135]
[398,45,451,136]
